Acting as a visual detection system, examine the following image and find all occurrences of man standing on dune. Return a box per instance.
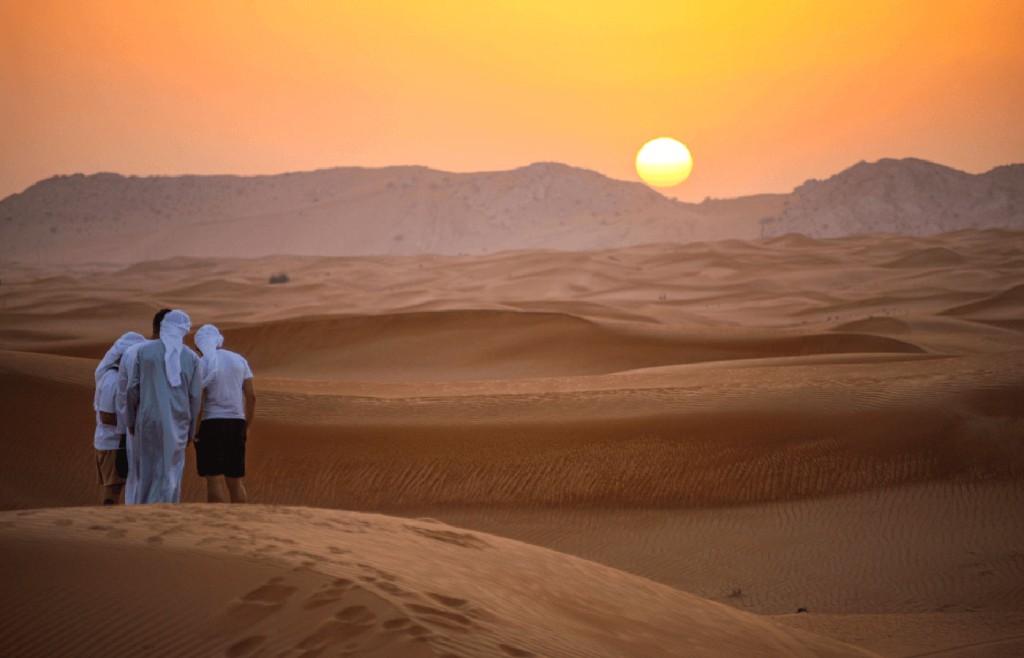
[124,309,202,504]
[194,324,256,503]
[93,331,146,505]
[117,308,170,502]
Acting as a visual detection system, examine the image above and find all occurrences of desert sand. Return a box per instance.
[1,229,1023,657]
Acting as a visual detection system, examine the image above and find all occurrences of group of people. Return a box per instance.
[92,309,256,505]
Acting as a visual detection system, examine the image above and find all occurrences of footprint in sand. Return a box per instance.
[240,578,299,605]
[357,563,398,582]
[302,578,355,609]
[404,525,490,549]
[405,603,473,631]
[159,523,188,535]
[296,605,377,651]
[374,580,415,598]
[428,593,468,608]
[427,592,499,622]
[205,577,299,638]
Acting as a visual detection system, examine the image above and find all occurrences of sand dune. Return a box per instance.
[4,346,1021,513]
[0,504,882,658]
[214,311,925,381]
[1,229,1023,656]
[941,282,1024,318]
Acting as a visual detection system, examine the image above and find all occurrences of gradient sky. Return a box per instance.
[2,0,1023,202]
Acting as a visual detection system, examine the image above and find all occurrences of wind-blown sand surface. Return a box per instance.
[1,230,1023,657]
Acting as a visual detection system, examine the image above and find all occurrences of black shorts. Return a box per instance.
[195,418,247,478]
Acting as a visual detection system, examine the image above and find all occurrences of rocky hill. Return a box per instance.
[1,158,1021,265]
[0,163,783,265]
[758,158,1024,238]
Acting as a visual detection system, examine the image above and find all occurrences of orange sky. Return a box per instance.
[2,0,1023,201]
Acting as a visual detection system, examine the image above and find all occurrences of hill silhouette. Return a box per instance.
[759,158,1024,238]
[1,158,1021,264]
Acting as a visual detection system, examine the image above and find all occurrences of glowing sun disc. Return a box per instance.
[636,137,693,187]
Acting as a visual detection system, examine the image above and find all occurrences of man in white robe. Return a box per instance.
[118,309,169,504]
[94,331,146,504]
[124,309,202,504]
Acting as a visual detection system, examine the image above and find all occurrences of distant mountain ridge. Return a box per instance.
[1,158,1021,264]
[758,158,1024,238]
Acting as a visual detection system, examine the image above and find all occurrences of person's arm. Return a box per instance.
[243,378,256,426]
[98,372,118,426]
[125,353,140,433]
[116,356,131,429]
[194,390,205,443]
[187,357,203,443]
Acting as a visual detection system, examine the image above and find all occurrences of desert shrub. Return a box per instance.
[268,272,290,284]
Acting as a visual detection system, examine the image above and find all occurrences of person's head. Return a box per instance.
[152,308,172,338]
[161,310,191,337]
[94,331,146,385]
[195,324,224,357]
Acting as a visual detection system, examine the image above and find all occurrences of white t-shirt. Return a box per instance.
[202,349,253,421]
[94,368,121,450]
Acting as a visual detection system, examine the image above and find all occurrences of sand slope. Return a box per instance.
[0,505,878,658]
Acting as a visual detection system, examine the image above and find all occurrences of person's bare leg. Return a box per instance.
[225,477,248,503]
[101,484,119,505]
[206,475,229,503]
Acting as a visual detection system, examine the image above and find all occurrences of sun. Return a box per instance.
[635,137,693,187]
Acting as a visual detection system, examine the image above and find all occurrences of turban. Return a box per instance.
[94,331,146,410]
[160,310,191,387]
[194,323,224,387]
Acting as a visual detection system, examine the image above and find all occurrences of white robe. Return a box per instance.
[118,341,148,504]
[124,340,201,504]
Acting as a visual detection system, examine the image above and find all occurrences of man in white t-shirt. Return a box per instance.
[93,331,146,504]
[194,324,256,503]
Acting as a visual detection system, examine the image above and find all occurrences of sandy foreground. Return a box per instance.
[1,230,1023,657]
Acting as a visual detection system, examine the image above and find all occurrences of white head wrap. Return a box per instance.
[194,323,224,387]
[94,331,146,410]
[160,310,191,387]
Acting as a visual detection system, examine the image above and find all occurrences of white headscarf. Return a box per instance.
[94,331,146,410]
[160,310,191,387]
[195,323,224,387]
